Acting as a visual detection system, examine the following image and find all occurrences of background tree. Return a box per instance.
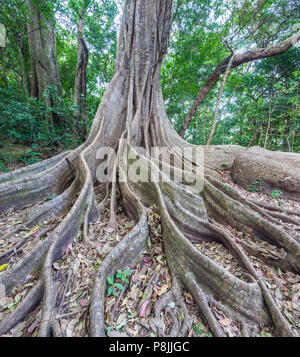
[26,0,62,100]
[73,0,90,140]
[0,0,118,148]
[161,0,300,149]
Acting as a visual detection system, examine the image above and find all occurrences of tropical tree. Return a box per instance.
[0,0,299,338]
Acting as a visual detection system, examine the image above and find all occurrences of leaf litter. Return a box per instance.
[1,165,299,337]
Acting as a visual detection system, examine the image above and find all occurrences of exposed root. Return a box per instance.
[250,199,300,217]
[203,177,300,273]
[0,151,69,185]
[0,280,43,336]
[154,275,194,337]
[89,176,149,336]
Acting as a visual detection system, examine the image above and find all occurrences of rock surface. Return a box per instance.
[204,145,246,178]
[204,145,246,169]
[231,146,300,201]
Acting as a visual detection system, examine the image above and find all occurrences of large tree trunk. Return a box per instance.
[26,0,62,102]
[0,0,299,338]
[179,30,300,138]
[74,6,89,141]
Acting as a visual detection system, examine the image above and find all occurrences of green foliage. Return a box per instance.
[270,190,285,206]
[116,269,132,284]
[106,269,132,297]
[162,0,300,151]
[193,321,212,337]
[246,180,262,192]
[222,184,231,192]
[270,190,283,199]
[0,87,78,149]
[0,160,10,173]
[18,152,43,165]
[0,0,119,153]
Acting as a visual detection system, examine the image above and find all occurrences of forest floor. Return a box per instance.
[0,162,299,337]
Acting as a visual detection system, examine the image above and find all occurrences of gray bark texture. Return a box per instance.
[74,6,89,140]
[26,0,62,100]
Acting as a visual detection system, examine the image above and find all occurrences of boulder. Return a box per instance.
[203,145,246,178]
[232,146,300,201]
[204,145,246,169]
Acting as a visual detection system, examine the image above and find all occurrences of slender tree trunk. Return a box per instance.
[282,116,290,151]
[179,30,300,137]
[17,41,30,95]
[74,6,89,140]
[258,124,263,146]
[264,90,274,149]
[0,48,8,88]
[206,53,234,145]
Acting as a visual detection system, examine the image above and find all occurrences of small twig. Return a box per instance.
[57,270,73,314]
[110,283,129,322]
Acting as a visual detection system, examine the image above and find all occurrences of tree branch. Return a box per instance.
[179,30,300,138]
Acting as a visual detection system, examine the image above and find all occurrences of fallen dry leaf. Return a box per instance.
[219,317,232,326]
[139,300,149,317]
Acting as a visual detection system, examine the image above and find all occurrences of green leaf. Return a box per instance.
[107,286,113,296]
[107,275,114,285]
[106,326,113,334]
[123,269,132,276]
[14,294,22,304]
[115,283,124,291]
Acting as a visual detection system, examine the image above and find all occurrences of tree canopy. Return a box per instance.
[0,0,299,152]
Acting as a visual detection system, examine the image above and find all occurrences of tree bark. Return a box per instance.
[206,53,234,145]
[17,41,30,95]
[74,6,89,141]
[26,0,62,101]
[0,48,8,88]
[179,30,300,138]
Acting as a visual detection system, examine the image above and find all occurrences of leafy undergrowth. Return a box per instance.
[0,150,60,174]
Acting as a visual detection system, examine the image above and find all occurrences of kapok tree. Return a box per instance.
[0,0,299,337]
